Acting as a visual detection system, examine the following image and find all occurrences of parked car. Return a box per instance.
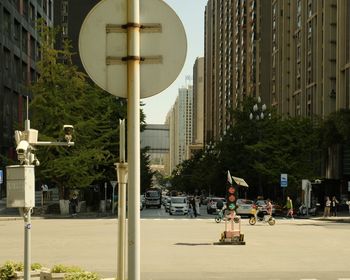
[236,199,255,217]
[169,196,188,215]
[165,197,171,212]
[207,197,226,214]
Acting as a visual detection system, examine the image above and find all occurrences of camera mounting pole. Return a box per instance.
[7,102,74,280]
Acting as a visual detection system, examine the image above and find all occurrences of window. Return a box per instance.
[22,62,27,83]
[14,20,20,45]
[22,28,28,54]
[30,36,35,59]
[14,56,21,76]
[3,9,11,39]
[29,3,35,26]
[4,48,11,71]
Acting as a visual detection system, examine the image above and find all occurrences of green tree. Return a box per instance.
[29,23,154,199]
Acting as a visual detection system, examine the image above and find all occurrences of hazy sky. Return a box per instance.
[142,0,208,124]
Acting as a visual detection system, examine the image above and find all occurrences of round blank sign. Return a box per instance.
[79,0,187,98]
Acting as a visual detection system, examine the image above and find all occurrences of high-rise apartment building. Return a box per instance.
[204,0,271,143]
[54,0,98,68]
[166,85,193,172]
[204,0,350,181]
[191,57,204,146]
[270,0,345,117]
[0,0,53,165]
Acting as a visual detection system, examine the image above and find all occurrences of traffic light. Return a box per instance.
[226,185,237,211]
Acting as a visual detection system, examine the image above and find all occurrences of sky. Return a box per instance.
[142,0,208,124]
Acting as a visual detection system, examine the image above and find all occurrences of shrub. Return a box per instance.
[51,264,83,273]
[0,261,23,280]
[64,272,100,280]
[31,263,42,271]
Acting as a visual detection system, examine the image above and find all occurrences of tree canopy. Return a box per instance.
[29,23,153,197]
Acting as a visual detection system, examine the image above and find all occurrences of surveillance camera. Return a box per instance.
[16,140,31,164]
[63,125,74,142]
[16,140,30,155]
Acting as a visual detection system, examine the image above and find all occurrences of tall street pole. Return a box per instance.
[127,0,140,279]
[116,119,127,280]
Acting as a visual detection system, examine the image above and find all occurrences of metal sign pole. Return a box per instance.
[127,0,140,279]
[23,208,31,280]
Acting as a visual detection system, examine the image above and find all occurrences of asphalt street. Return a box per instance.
[1,206,350,280]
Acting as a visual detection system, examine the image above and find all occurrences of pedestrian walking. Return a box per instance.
[331,196,339,216]
[188,202,194,218]
[323,196,331,217]
[285,196,294,219]
[195,196,201,216]
[190,197,197,217]
[70,193,79,216]
[266,199,273,217]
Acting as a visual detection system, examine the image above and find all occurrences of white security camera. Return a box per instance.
[63,125,74,142]
[16,140,30,156]
[16,140,31,164]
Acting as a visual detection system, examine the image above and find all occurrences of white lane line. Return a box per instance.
[300,279,318,280]
[338,279,350,280]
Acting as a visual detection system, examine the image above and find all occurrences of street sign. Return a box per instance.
[110,181,117,188]
[280,174,288,188]
[0,170,3,184]
[79,0,187,98]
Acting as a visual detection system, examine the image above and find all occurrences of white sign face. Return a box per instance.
[280,173,288,188]
[110,181,117,188]
[79,0,187,98]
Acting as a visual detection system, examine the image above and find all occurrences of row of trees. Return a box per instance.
[170,97,350,202]
[28,24,153,198]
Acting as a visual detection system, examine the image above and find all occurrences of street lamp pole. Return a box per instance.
[249,96,267,197]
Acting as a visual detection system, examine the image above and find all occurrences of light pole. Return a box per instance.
[249,96,267,197]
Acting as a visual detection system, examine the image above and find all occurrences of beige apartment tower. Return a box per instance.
[204,0,271,144]
[204,0,350,145]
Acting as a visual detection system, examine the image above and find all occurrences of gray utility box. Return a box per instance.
[6,165,35,208]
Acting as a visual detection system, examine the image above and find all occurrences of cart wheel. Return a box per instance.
[268,218,276,226]
[215,216,221,223]
[249,217,256,225]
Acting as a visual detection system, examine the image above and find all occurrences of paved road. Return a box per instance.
[1,209,350,280]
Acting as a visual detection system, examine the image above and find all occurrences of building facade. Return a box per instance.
[0,0,53,168]
[192,57,205,148]
[53,0,98,67]
[166,85,193,172]
[204,0,350,182]
[204,0,271,143]
[141,124,169,175]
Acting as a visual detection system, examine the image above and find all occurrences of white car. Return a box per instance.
[165,197,171,212]
[169,196,188,215]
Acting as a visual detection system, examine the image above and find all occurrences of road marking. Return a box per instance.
[300,279,318,280]
[338,279,350,280]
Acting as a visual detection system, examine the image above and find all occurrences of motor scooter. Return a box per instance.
[297,203,320,216]
[215,209,225,223]
[249,206,275,226]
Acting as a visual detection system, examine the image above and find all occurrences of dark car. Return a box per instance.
[206,197,226,214]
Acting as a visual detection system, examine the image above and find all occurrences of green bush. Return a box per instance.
[31,263,42,271]
[0,261,23,280]
[64,272,100,280]
[51,264,83,273]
